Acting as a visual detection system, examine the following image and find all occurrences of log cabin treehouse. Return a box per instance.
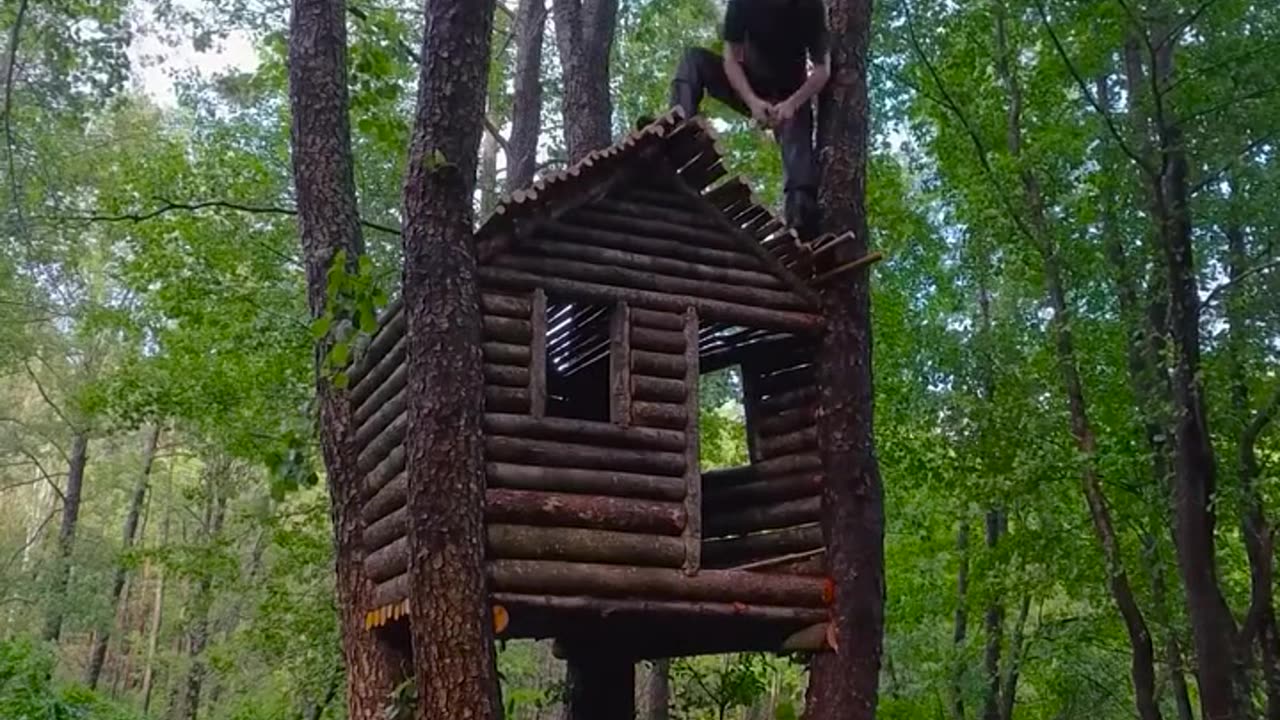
[347,110,857,660]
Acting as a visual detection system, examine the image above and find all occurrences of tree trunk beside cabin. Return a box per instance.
[507,0,546,191]
[287,0,403,717]
[400,1,503,718]
[806,0,884,717]
[552,0,619,162]
[43,431,89,644]
[86,426,160,689]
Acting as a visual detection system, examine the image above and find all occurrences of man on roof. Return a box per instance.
[668,0,830,241]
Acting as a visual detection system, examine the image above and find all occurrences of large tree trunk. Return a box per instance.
[43,431,89,643]
[805,0,883,717]
[400,1,503,718]
[288,1,404,717]
[551,0,618,162]
[86,426,160,689]
[990,6,1162,718]
[507,0,546,191]
[1146,33,1245,720]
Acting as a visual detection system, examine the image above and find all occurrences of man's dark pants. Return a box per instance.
[670,47,819,239]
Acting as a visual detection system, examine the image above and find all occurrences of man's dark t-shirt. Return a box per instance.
[723,0,829,99]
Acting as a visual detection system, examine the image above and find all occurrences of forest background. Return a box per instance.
[0,0,1277,718]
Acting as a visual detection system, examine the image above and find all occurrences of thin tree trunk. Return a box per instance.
[997,596,1030,720]
[507,0,546,191]
[43,431,89,643]
[981,512,1004,720]
[400,1,503,718]
[991,6,1162,719]
[1231,210,1280,716]
[87,426,160,689]
[551,0,618,162]
[805,0,882,717]
[182,475,228,720]
[288,1,406,717]
[141,483,171,716]
[1145,31,1245,720]
[949,522,969,720]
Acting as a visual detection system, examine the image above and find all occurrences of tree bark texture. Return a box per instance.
[42,431,88,643]
[400,0,503,718]
[807,0,884,717]
[552,0,619,162]
[86,426,160,689]
[288,1,403,717]
[507,0,546,190]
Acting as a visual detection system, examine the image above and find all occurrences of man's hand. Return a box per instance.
[771,98,799,127]
[747,96,774,128]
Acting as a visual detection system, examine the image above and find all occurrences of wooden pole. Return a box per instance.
[610,301,632,425]
[530,289,548,417]
[682,307,701,575]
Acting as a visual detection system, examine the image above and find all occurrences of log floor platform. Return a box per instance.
[347,111,844,658]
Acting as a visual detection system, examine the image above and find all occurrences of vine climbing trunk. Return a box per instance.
[807,0,884,717]
[86,426,160,690]
[288,1,404,717]
[552,0,619,162]
[400,1,503,718]
[43,431,88,644]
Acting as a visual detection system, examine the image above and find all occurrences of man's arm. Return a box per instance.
[723,44,773,126]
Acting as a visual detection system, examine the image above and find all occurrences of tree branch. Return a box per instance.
[1190,134,1275,197]
[1202,258,1280,310]
[39,198,402,236]
[3,0,28,237]
[23,361,76,433]
[1160,0,1223,50]
[1,507,57,576]
[1178,82,1280,125]
[1031,0,1155,177]
[901,0,1042,249]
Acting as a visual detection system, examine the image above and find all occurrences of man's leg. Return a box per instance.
[670,47,749,119]
[774,101,820,240]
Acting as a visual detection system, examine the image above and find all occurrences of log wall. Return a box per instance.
[701,344,825,573]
